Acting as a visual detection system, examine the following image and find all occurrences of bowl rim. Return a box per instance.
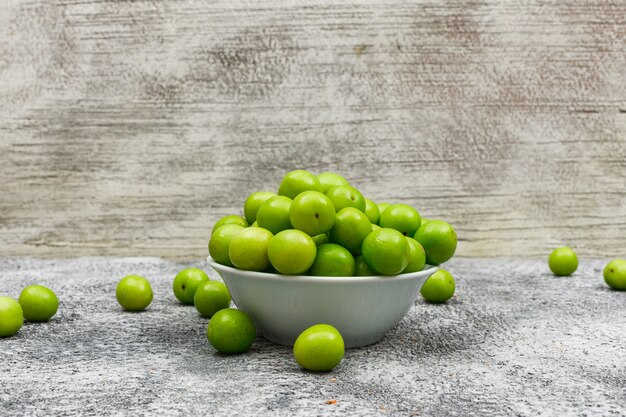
[206,255,438,283]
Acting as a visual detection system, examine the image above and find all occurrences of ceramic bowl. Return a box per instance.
[206,256,438,348]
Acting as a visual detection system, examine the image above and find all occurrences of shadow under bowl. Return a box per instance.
[207,256,438,348]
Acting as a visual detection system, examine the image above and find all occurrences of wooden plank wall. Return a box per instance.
[1,0,625,259]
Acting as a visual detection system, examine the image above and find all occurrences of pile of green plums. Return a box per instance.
[209,170,458,278]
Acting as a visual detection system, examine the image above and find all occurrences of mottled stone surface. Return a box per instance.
[1,1,625,259]
[0,257,624,416]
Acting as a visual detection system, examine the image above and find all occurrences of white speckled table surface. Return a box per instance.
[1,257,624,416]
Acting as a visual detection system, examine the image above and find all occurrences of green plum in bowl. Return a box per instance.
[206,255,438,348]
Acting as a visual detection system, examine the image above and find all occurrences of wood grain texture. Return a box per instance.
[1,0,625,259]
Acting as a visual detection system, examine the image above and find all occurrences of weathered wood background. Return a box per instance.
[1,0,625,259]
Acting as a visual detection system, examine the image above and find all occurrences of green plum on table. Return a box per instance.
[18,285,58,322]
[420,269,455,303]
[293,324,344,372]
[548,247,578,276]
[603,259,626,290]
[194,281,231,318]
[116,275,153,311]
[173,268,209,305]
[0,296,23,337]
[207,308,256,354]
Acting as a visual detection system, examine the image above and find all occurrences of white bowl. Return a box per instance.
[207,256,438,348]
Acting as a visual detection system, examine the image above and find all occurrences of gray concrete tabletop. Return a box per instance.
[0,257,624,416]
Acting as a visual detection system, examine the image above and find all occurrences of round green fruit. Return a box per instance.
[209,224,245,267]
[289,191,336,236]
[379,204,421,236]
[244,191,276,224]
[548,247,578,276]
[116,275,153,311]
[403,237,426,273]
[207,308,256,354]
[268,229,317,275]
[354,255,376,276]
[293,324,344,372]
[229,227,273,271]
[317,172,349,194]
[414,220,457,265]
[278,170,321,199]
[18,285,58,322]
[361,228,410,275]
[364,199,380,225]
[173,268,210,305]
[256,195,293,234]
[212,215,248,234]
[603,259,626,290]
[420,269,455,303]
[325,185,366,213]
[328,207,372,255]
[0,296,23,337]
[194,281,231,318]
[308,243,356,276]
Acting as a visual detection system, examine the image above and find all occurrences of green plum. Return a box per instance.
[268,229,317,274]
[354,255,377,276]
[18,285,58,322]
[548,247,578,276]
[289,191,336,236]
[361,228,410,275]
[325,185,366,213]
[403,237,426,273]
[244,191,276,224]
[377,203,391,216]
[364,199,380,225]
[229,227,273,271]
[328,207,372,255]
[278,170,321,199]
[256,195,293,234]
[212,215,248,234]
[208,224,245,266]
[420,269,455,303]
[207,308,256,354]
[173,268,210,305]
[116,275,153,311]
[317,172,349,193]
[604,259,626,290]
[312,233,330,246]
[194,281,231,318]
[293,324,344,372]
[414,220,457,265]
[308,243,356,276]
[379,204,421,236]
[0,296,23,337]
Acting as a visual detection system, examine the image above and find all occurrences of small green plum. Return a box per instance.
[604,259,626,290]
[289,191,336,236]
[244,191,276,224]
[308,244,356,276]
[403,237,426,273]
[361,228,410,275]
[278,170,321,199]
[293,324,344,372]
[328,207,372,255]
[420,269,455,303]
[207,308,256,354]
[212,215,248,234]
[209,224,245,266]
[325,185,366,213]
[173,268,210,305]
[379,204,421,236]
[0,296,23,337]
[548,247,578,276]
[354,255,377,276]
[317,172,349,193]
[256,195,293,234]
[364,199,380,224]
[18,285,58,322]
[414,220,457,265]
[194,281,231,318]
[268,229,317,275]
[228,227,273,271]
[116,275,153,311]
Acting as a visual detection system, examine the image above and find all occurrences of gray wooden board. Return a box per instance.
[0,257,624,416]
[0,1,625,259]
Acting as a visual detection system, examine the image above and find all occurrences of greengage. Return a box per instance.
[548,247,578,276]
[18,285,58,322]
